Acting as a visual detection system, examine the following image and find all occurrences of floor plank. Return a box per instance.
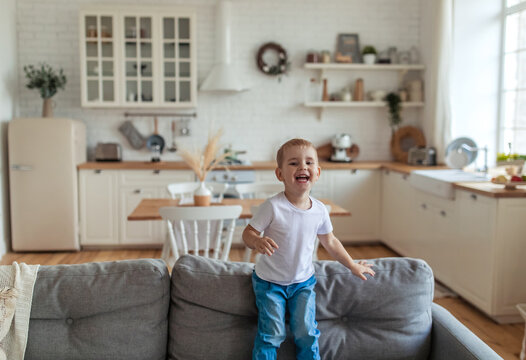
[1,244,523,359]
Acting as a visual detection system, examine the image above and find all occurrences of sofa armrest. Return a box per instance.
[429,303,502,360]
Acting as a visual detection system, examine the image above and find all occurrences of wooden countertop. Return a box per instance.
[452,182,526,198]
[77,160,441,173]
[77,161,525,198]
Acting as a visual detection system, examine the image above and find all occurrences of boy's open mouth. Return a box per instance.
[295,174,310,183]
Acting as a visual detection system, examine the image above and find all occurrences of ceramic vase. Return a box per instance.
[193,181,211,206]
[42,98,53,117]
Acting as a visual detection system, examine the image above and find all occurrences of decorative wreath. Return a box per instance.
[256,42,289,76]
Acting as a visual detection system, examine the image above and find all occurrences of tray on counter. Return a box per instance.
[491,179,526,190]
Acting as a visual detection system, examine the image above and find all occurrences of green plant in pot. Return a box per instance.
[385,92,402,133]
[362,45,377,65]
[23,63,67,118]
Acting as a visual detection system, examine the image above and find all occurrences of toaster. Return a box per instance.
[408,146,436,166]
[95,143,122,161]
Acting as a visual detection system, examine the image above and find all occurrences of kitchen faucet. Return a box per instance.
[460,144,488,174]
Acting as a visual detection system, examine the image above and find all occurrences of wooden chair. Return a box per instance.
[234,182,284,262]
[159,205,242,268]
[166,182,229,202]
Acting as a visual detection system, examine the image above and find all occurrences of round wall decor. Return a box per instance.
[390,126,426,163]
[256,42,289,76]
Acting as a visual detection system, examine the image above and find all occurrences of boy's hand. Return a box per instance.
[350,260,375,281]
[254,236,279,256]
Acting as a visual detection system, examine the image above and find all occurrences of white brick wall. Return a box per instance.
[16,0,422,162]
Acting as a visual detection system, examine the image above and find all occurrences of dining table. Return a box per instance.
[128,198,351,221]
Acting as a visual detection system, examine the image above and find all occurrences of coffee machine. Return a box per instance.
[331,133,352,162]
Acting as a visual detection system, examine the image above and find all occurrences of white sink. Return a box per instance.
[409,169,490,199]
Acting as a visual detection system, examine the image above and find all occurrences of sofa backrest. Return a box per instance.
[26,259,170,360]
[169,255,433,360]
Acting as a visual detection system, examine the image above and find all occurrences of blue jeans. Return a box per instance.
[252,272,320,360]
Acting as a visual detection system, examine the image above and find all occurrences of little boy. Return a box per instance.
[243,138,375,359]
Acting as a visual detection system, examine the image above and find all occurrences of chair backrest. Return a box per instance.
[167,182,229,202]
[234,181,283,199]
[160,205,242,261]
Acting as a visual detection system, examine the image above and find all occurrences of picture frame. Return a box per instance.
[336,33,361,63]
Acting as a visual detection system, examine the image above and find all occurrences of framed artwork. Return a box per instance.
[336,34,361,63]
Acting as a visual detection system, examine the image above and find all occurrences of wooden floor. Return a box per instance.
[1,244,523,359]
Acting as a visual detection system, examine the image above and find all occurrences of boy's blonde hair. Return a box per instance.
[276,138,317,168]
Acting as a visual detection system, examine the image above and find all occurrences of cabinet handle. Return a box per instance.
[385,170,390,175]
[94,169,102,174]
[421,203,427,209]
[403,174,408,180]
[470,194,477,200]
[350,169,357,174]
[134,189,142,194]
[440,210,446,217]
[153,169,161,174]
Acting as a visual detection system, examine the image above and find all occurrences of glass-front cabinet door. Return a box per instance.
[161,15,195,105]
[123,15,155,105]
[81,13,117,106]
[79,7,196,108]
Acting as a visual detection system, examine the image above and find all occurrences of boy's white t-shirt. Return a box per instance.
[249,192,333,285]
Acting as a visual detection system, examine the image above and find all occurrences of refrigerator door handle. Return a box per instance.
[11,164,33,171]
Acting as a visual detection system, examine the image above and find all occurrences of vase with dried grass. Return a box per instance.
[179,130,231,206]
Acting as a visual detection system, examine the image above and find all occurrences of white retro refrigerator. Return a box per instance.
[8,118,86,251]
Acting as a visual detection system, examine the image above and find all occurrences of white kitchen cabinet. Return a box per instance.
[383,180,526,323]
[79,13,119,106]
[411,189,458,284]
[79,6,196,108]
[493,198,526,321]
[119,186,160,245]
[453,191,496,313]
[79,169,119,245]
[79,169,193,246]
[327,169,380,242]
[450,191,526,323]
[117,170,194,245]
[380,170,414,253]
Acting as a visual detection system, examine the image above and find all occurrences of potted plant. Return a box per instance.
[362,46,377,65]
[385,92,402,133]
[23,63,67,117]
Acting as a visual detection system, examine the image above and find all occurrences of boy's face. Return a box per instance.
[275,145,321,194]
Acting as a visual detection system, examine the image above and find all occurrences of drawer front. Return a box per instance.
[120,170,194,186]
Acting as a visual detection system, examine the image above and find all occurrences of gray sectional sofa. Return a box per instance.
[24,255,502,360]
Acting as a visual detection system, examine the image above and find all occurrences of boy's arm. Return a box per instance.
[318,232,375,280]
[243,224,279,256]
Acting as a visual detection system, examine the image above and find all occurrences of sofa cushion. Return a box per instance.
[25,259,170,360]
[168,255,433,360]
